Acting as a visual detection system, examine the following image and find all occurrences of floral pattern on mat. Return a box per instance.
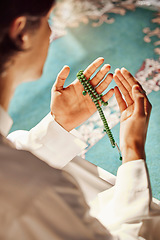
[135,58,160,94]
[143,12,160,55]
[50,0,160,41]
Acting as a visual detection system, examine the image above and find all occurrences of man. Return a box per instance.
[0,0,159,239]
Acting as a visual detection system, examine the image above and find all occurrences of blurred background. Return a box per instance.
[9,0,160,199]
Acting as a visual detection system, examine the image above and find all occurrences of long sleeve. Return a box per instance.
[96,160,151,239]
[7,113,87,168]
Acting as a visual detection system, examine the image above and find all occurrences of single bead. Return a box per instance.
[103,102,108,106]
[91,88,95,92]
[82,91,87,96]
[99,109,103,112]
[102,119,106,123]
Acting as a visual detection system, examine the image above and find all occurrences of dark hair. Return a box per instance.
[0,0,55,74]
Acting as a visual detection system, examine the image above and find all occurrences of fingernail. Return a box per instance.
[103,64,110,69]
[121,67,126,71]
[115,68,120,72]
[134,85,141,92]
[105,64,111,68]
[97,57,104,61]
[63,65,69,69]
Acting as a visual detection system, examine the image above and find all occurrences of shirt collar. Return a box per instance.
[0,106,13,136]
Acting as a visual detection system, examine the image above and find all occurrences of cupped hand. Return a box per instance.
[114,68,152,163]
[50,57,114,131]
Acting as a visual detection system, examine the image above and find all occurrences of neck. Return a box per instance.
[0,70,16,111]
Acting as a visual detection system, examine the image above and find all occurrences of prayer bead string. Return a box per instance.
[77,70,122,161]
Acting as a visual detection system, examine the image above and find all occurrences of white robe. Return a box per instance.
[1,107,160,239]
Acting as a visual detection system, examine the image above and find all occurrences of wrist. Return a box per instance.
[51,112,73,132]
[121,144,146,164]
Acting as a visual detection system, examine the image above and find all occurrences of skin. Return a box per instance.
[114,68,152,164]
[0,11,52,111]
[51,59,114,131]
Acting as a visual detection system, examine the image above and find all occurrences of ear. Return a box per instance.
[9,17,30,49]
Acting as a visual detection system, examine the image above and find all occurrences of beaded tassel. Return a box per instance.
[77,70,122,161]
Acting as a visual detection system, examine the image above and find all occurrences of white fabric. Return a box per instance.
[0,137,113,240]
[2,109,160,239]
[8,113,87,168]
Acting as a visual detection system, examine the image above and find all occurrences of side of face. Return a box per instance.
[9,9,52,83]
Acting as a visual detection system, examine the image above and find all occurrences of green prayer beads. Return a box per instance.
[77,70,122,161]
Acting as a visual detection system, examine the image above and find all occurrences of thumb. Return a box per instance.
[132,85,145,116]
[54,65,70,91]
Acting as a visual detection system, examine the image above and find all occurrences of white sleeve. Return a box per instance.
[97,160,151,239]
[7,113,87,168]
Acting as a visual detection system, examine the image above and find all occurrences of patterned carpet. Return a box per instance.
[9,1,160,199]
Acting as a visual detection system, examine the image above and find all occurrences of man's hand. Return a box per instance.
[50,57,114,131]
[114,68,152,163]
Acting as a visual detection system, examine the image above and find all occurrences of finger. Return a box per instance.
[113,74,134,106]
[132,85,145,116]
[96,73,113,94]
[114,86,127,113]
[145,98,152,121]
[115,68,132,94]
[83,57,104,79]
[102,88,114,102]
[54,66,70,91]
[121,67,139,87]
[145,98,152,129]
[90,64,111,87]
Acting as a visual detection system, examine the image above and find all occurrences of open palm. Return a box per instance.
[50,58,114,131]
[114,68,152,162]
